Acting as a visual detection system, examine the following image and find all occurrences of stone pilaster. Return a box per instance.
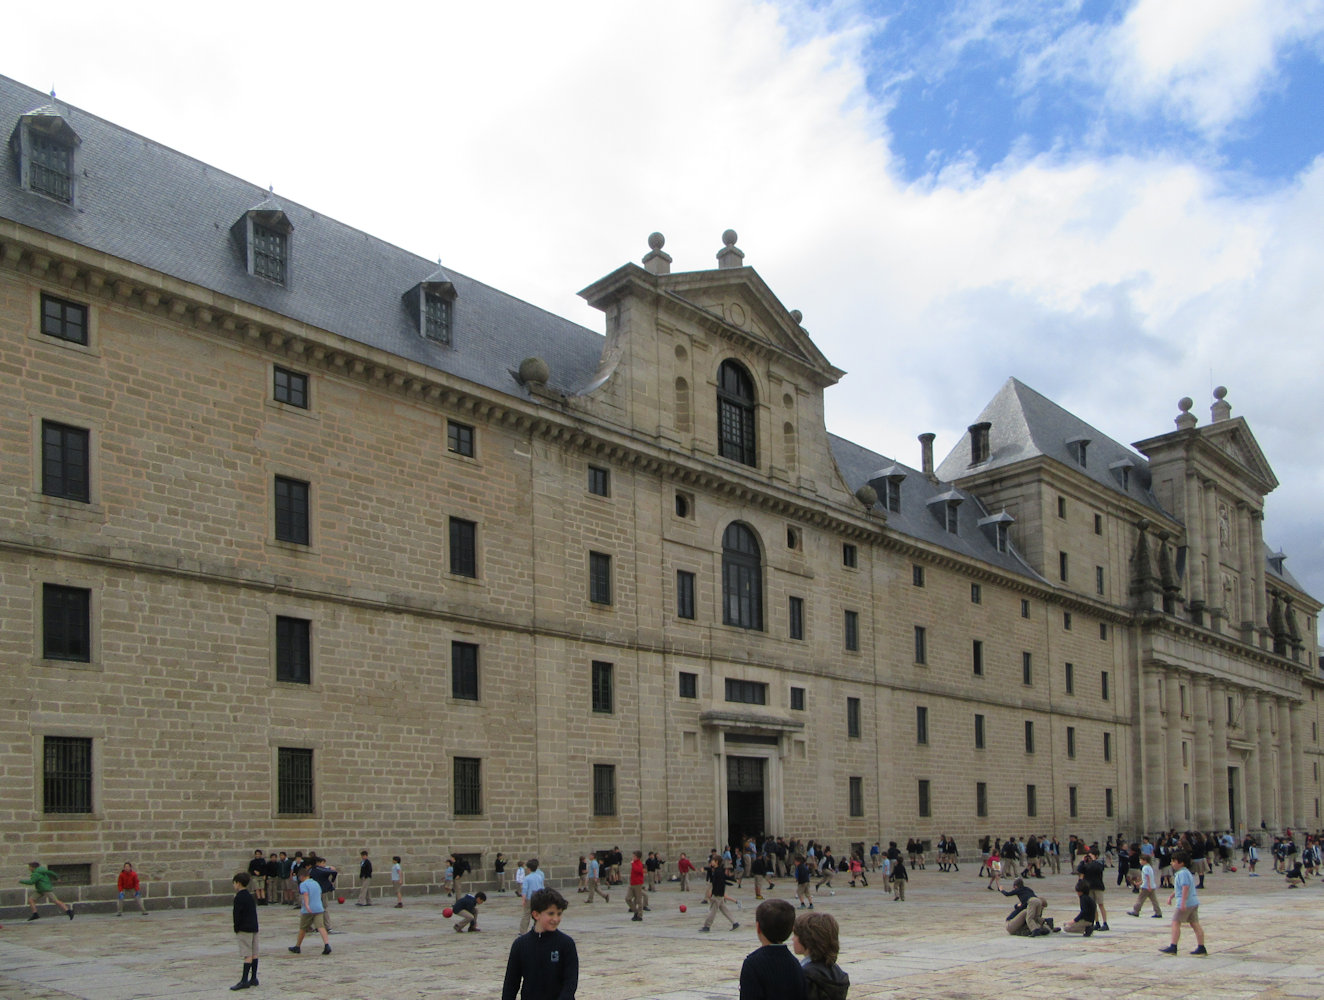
[1278,699,1295,829]
[1257,694,1278,829]
[1209,680,1230,830]
[1191,674,1212,827]
[1236,501,1255,641]
[1165,672,1185,826]
[1242,694,1262,831]
[1141,666,1166,832]
[1183,472,1205,618]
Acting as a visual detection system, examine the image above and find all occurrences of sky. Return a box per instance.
[5,0,1323,632]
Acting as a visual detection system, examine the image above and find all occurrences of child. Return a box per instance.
[740,899,807,1000]
[847,856,866,888]
[20,861,73,920]
[502,888,577,1000]
[116,861,147,915]
[795,856,813,909]
[391,856,404,908]
[986,851,1002,892]
[1063,879,1097,935]
[288,867,331,956]
[495,852,508,892]
[793,911,850,1000]
[1160,851,1207,955]
[444,856,455,896]
[452,891,487,931]
[231,872,260,990]
[890,856,907,901]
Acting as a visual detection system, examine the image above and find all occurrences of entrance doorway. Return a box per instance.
[727,756,766,850]
[1227,766,1239,833]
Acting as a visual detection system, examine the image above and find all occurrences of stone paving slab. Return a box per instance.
[1,870,1323,998]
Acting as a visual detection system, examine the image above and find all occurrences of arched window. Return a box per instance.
[722,522,763,630]
[717,360,756,466]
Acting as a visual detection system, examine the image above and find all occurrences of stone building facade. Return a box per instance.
[1,76,1319,906]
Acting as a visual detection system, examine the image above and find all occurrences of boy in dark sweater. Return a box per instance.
[230,873,260,990]
[740,899,807,1000]
[502,888,577,1000]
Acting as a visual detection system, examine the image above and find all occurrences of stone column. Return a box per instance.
[1191,674,1213,827]
[1165,672,1185,826]
[1203,480,1223,632]
[1236,501,1255,641]
[1291,703,1308,831]
[1141,666,1166,832]
[1184,472,1206,614]
[1251,511,1267,647]
[1209,680,1230,830]
[1278,699,1295,829]
[1257,694,1278,829]
[1242,694,1262,831]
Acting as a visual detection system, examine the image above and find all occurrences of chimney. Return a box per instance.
[716,229,744,269]
[642,232,672,275]
[919,432,936,483]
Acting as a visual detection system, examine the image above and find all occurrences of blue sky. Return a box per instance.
[4,0,1324,620]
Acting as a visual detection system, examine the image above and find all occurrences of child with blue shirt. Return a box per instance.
[1160,851,1206,956]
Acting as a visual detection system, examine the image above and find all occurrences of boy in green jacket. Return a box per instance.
[20,862,74,920]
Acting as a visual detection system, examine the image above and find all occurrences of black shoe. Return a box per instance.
[230,982,250,991]
[1159,944,1177,954]
[27,913,38,921]
[731,922,740,931]
[1083,926,1094,937]
[1101,922,1110,931]
[1128,911,1139,917]
[322,945,332,955]
[1190,945,1207,956]
[288,946,301,954]
[631,915,642,921]
[700,926,710,932]
[67,907,75,920]
[1031,927,1050,937]
[1153,913,1164,918]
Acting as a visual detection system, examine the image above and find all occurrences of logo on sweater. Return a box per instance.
[550,950,559,963]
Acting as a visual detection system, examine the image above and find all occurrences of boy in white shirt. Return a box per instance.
[1126,854,1162,918]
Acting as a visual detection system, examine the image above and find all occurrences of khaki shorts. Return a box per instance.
[29,891,59,904]
[1174,905,1200,924]
[235,931,259,958]
[299,911,326,932]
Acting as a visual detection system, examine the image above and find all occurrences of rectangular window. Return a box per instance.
[1101,670,1111,701]
[790,686,805,711]
[447,420,475,457]
[449,517,477,578]
[1026,783,1037,818]
[1099,622,1108,640]
[41,420,90,502]
[970,582,981,604]
[41,293,88,345]
[593,763,616,816]
[1063,611,1072,630]
[424,291,452,344]
[30,133,73,201]
[591,661,614,714]
[277,747,314,815]
[884,479,901,513]
[1069,785,1078,818]
[1059,551,1069,581]
[844,610,859,651]
[587,465,610,497]
[273,365,308,408]
[43,736,92,814]
[914,626,927,665]
[1105,787,1114,818]
[725,679,767,705]
[274,476,310,544]
[974,713,986,749]
[849,776,864,817]
[1096,565,1105,595]
[1058,496,1067,518]
[589,551,613,605]
[842,543,858,568]
[847,697,862,738]
[1021,599,1030,618]
[252,223,287,284]
[679,672,697,699]
[976,781,988,818]
[1065,661,1074,694]
[918,779,931,818]
[451,641,479,701]
[453,757,481,816]
[1180,684,1188,715]
[788,596,804,640]
[1103,731,1112,762]
[1024,720,1035,754]
[1094,513,1103,535]
[42,584,90,662]
[1066,726,1076,758]
[677,570,696,620]
[1022,651,1033,686]
[916,705,928,745]
[912,564,925,587]
[972,639,984,675]
[275,615,311,684]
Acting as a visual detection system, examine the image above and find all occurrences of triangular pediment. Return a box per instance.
[1200,418,1278,494]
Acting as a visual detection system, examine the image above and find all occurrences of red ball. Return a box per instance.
[679,904,687,913]
[337,897,345,904]
[443,906,454,918]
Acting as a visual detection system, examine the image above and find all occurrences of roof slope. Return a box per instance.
[0,75,605,398]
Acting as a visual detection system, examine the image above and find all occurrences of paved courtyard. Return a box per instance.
[1,868,1322,999]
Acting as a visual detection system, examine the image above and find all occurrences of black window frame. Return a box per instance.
[1105,787,1114,818]
[842,543,858,568]
[423,290,453,345]
[1069,784,1078,818]
[447,421,475,457]
[449,517,477,578]
[43,735,92,814]
[1024,719,1035,754]
[589,551,613,606]
[593,763,617,816]
[252,221,288,285]
[1022,651,1033,686]
[29,130,75,202]
[679,672,697,699]
[916,705,928,745]
[914,625,927,664]
[716,359,757,467]
[677,570,696,620]
[587,465,610,497]
[1027,783,1038,817]
[42,583,91,662]
[1096,565,1105,595]
[918,779,931,818]
[847,697,862,738]
[40,293,88,345]
[725,678,767,705]
[1059,550,1069,581]
[41,420,90,503]
[970,582,981,604]
[275,615,311,684]
[912,564,925,587]
[976,781,988,818]
[1094,513,1103,535]
[274,475,310,545]
[844,610,859,651]
[1066,725,1076,758]
[453,756,482,816]
[848,776,864,817]
[974,713,986,749]
[884,478,901,513]
[1101,670,1111,701]
[277,747,314,815]
[273,365,309,408]
[452,641,480,701]
[790,686,805,711]
[1063,611,1072,631]
[1103,731,1112,762]
[1020,598,1030,618]
[591,660,614,714]
[1065,661,1075,694]
[721,523,763,630]
[972,639,984,676]
[788,595,804,640]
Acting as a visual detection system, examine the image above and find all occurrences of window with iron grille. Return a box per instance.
[1065,661,1074,694]
[591,661,613,713]
[944,502,959,533]
[1094,513,1103,534]
[42,584,90,662]
[588,465,610,497]
[30,132,73,202]
[676,570,695,620]
[274,476,310,544]
[725,679,767,705]
[1026,784,1037,817]
[452,642,479,701]
[842,543,858,568]
[912,564,925,587]
[716,360,757,466]
[592,763,616,816]
[884,478,901,513]
[847,697,862,738]
[976,781,988,817]
[916,705,928,745]
[273,366,308,408]
[424,291,452,344]
[1024,720,1035,753]
[1022,651,1033,686]
[275,616,311,684]
[1063,611,1072,630]
[1103,731,1112,761]
[1096,565,1105,595]
[970,582,981,604]
[721,523,762,630]
[589,551,613,605]
[447,421,474,457]
[1101,670,1111,701]
[790,686,805,710]
[914,626,927,664]
[453,757,481,815]
[1066,726,1076,758]
[1020,598,1030,618]
[41,420,89,502]
[41,293,87,344]
[449,518,477,578]
[43,736,92,814]
[974,713,985,749]
[252,223,287,284]
[1069,785,1078,818]
[972,639,983,675]
[678,672,697,698]
[918,779,931,818]
[277,747,314,814]
[1059,550,1069,581]
[788,596,804,640]
[849,776,864,817]
[844,610,859,651]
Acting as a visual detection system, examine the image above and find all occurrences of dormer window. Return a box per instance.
[883,478,901,513]
[9,103,80,205]
[232,197,294,287]
[927,489,963,534]
[867,464,906,514]
[968,422,992,465]
[978,510,1015,554]
[1109,459,1134,491]
[403,266,458,346]
[1067,436,1090,468]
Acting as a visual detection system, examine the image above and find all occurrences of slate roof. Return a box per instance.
[829,433,1046,582]
[0,75,606,399]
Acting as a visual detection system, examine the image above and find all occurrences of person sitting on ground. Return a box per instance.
[793,910,850,1000]
[1063,879,1098,936]
[1284,861,1308,887]
[1002,878,1055,936]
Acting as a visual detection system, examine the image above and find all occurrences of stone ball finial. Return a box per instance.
[648,232,665,251]
[1178,397,1193,412]
[722,229,738,247]
[1175,396,1197,430]
[1213,385,1227,400]
[854,484,878,509]
[518,356,550,387]
[789,309,803,324]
